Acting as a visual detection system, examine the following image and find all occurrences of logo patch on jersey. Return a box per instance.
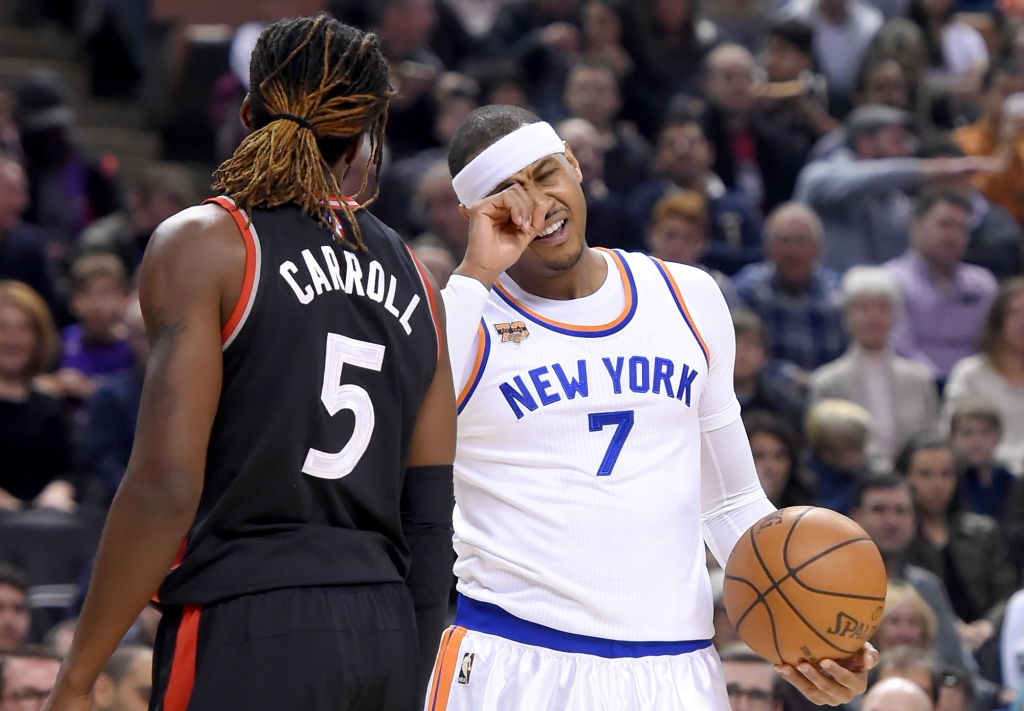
[457,653,475,684]
[494,321,529,345]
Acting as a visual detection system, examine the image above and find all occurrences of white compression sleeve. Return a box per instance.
[701,416,777,568]
[440,275,491,393]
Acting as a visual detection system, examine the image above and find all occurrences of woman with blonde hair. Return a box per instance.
[0,280,73,511]
[872,583,939,654]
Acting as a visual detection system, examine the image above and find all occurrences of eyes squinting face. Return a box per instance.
[490,149,589,274]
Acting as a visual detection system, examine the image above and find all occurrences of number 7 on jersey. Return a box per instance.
[588,410,634,476]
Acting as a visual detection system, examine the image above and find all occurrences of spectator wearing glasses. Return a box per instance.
[0,563,30,654]
[0,645,61,711]
[719,643,782,711]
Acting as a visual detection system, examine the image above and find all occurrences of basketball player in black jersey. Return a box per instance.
[44,17,456,711]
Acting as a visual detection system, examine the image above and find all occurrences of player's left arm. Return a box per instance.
[675,264,880,706]
[402,269,458,695]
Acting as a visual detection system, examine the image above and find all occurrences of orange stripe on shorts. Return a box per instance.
[428,626,467,711]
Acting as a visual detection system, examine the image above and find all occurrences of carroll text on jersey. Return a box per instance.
[277,247,421,334]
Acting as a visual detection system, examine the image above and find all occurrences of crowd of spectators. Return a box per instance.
[2,0,1024,708]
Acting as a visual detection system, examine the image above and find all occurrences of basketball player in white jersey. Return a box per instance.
[425,105,878,711]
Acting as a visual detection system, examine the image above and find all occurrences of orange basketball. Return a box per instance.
[723,506,887,666]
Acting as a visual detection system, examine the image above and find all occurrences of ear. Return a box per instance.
[561,142,584,183]
[92,673,115,708]
[344,133,366,167]
[240,95,254,131]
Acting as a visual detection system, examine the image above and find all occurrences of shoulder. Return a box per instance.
[948,354,988,382]
[902,564,946,593]
[955,511,1000,538]
[943,21,986,47]
[893,355,938,384]
[809,352,855,385]
[145,203,247,274]
[6,222,47,251]
[850,0,883,29]
[732,261,772,283]
[959,263,998,292]
[26,388,66,418]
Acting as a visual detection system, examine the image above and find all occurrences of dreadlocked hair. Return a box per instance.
[212,15,394,250]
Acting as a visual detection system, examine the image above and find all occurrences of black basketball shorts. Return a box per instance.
[150,583,419,711]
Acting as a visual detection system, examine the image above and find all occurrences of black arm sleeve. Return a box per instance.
[401,464,455,697]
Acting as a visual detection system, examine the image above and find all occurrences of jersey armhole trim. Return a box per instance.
[457,321,490,414]
[648,256,711,366]
[406,246,443,362]
[204,196,262,349]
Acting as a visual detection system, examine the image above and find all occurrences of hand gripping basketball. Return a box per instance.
[723,506,885,704]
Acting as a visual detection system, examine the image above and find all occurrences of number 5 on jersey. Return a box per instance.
[303,334,385,480]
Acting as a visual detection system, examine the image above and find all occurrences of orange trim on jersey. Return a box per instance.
[406,246,442,362]
[491,248,633,334]
[205,196,258,345]
[162,604,201,711]
[456,323,487,411]
[428,626,468,711]
[651,257,711,364]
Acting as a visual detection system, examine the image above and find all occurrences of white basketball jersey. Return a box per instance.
[453,249,741,642]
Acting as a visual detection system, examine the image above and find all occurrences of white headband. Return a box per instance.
[452,122,566,207]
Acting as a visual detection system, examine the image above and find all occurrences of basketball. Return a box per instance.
[723,506,887,666]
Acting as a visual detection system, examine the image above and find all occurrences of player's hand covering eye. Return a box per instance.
[456,184,548,288]
[774,642,880,706]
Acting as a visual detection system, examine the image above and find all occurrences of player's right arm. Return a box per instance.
[44,206,245,711]
[442,186,545,390]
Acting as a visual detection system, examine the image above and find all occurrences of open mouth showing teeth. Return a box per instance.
[538,219,566,237]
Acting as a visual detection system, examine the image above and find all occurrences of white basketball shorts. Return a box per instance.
[423,596,730,711]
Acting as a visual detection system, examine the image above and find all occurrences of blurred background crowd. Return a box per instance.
[1,0,1024,707]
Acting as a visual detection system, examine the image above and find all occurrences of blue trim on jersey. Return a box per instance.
[457,321,490,415]
[647,257,711,366]
[492,250,639,338]
[454,594,711,658]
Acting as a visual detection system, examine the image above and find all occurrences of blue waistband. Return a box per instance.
[453,594,711,659]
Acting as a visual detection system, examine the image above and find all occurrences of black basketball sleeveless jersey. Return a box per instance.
[157,196,440,606]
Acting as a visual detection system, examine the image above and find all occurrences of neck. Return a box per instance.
[0,373,29,401]
[818,1,848,24]
[858,341,887,354]
[672,174,705,192]
[507,247,608,301]
[923,254,957,283]
[882,550,906,579]
[775,274,811,295]
[993,348,1024,382]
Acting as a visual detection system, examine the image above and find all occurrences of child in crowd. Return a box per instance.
[805,398,872,515]
[52,254,132,401]
[949,403,1017,520]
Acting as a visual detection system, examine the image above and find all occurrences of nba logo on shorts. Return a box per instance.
[494,321,529,344]
[458,653,474,685]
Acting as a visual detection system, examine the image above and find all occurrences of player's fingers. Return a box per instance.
[530,199,548,236]
[503,185,535,231]
[776,667,829,704]
[818,659,864,690]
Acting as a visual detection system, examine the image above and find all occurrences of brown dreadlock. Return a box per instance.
[212,16,394,250]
